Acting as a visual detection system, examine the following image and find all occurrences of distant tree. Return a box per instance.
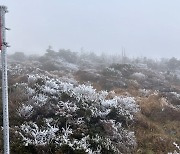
[58,49,78,63]
[99,52,108,64]
[148,60,156,69]
[88,52,99,61]
[167,57,180,71]
[28,54,40,61]
[10,52,26,61]
[45,46,57,58]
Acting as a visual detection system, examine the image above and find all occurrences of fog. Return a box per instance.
[2,0,180,58]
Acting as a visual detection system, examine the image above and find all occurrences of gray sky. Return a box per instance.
[2,0,180,58]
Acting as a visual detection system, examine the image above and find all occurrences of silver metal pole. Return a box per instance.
[0,5,10,154]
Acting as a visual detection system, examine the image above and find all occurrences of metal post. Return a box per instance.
[0,5,10,154]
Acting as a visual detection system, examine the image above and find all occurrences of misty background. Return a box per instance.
[2,0,180,59]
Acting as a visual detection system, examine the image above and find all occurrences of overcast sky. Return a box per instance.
[2,0,180,58]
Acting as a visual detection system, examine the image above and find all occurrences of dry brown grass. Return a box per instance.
[92,82,102,91]
[112,85,140,97]
[163,121,180,141]
[134,113,178,153]
[134,93,180,153]
[137,94,162,113]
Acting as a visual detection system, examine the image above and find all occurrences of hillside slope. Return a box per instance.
[0,52,179,153]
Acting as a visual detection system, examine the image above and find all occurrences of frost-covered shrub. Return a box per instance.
[18,104,34,119]
[16,74,140,153]
[19,120,59,146]
[102,67,122,77]
[102,96,139,114]
[110,64,135,77]
[139,88,151,97]
[101,120,137,153]
[131,72,146,80]
[162,92,180,109]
